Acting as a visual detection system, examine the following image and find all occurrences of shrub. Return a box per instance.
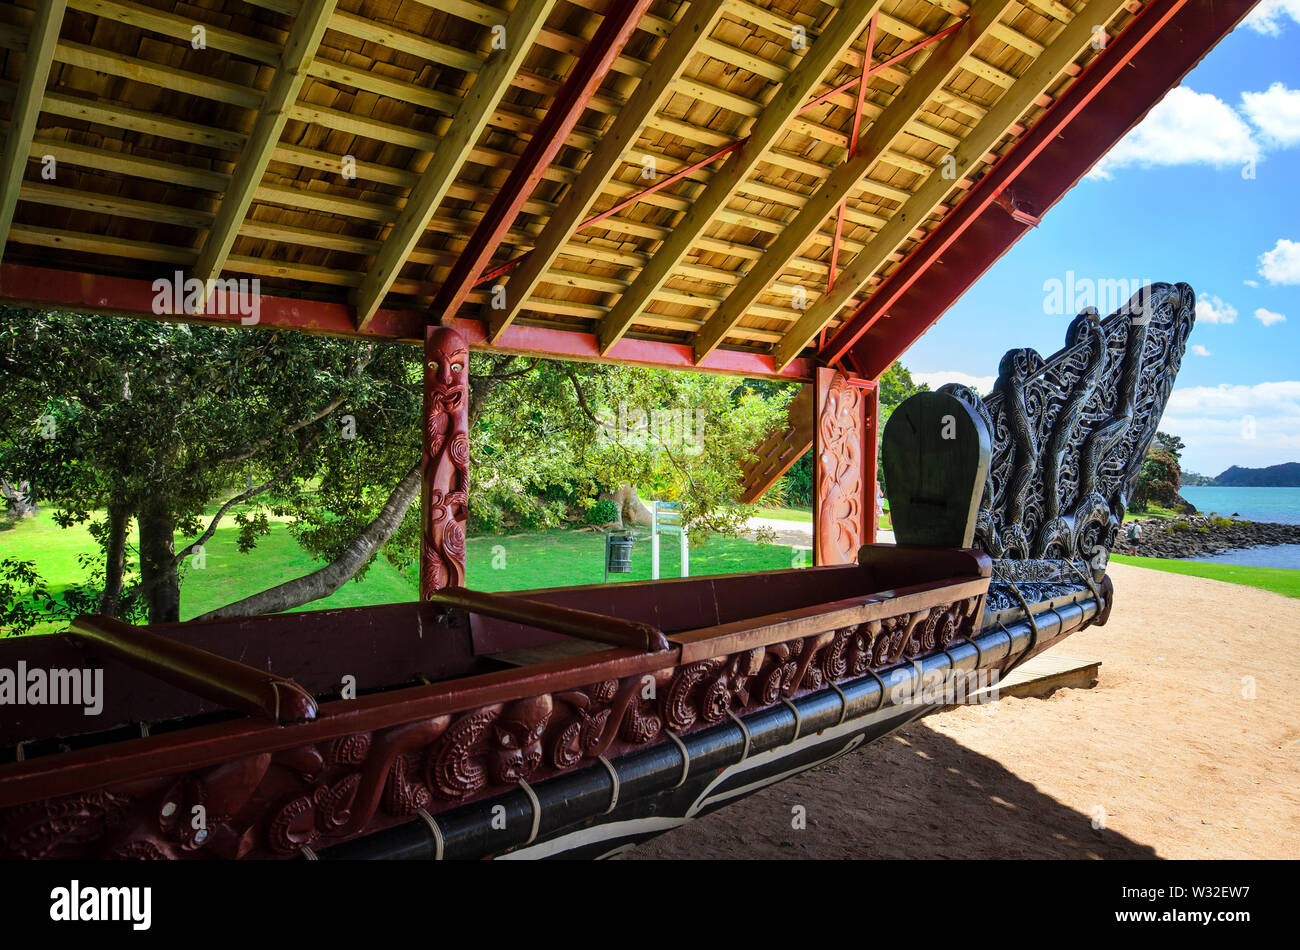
[1169,520,1191,533]
[782,454,814,507]
[586,499,619,525]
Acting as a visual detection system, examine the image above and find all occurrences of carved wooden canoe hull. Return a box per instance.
[0,546,1096,860]
[0,283,1184,860]
[329,588,1107,860]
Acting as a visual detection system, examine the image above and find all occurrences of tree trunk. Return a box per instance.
[615,484,653,526]
[98,501,132,617]
[196,462,421,621]
[138,503,180,623]
[1,476,37,518]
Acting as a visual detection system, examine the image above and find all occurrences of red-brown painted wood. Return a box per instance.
[0,263,813,379]
[420,326,470,597]
[814,367,867,565]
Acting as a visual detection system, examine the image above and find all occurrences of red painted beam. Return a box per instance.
[427,0,654,326]
[451,315,814,380]
[0,262,813,380]
[824,0,1259,380]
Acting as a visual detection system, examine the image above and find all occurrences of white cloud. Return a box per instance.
[1162,381,1300,473]
[1190,344,1212,356]
[1241,82,1300,147]
[1168,381,1300,414]
[1196,294,1237,324]
[1259,239,1300,285]
[911,371,997,395]
[1244,279,1259,288]
[1255,307,1287,326]
[1242,0,1300,35]
[1088,87,1259,179]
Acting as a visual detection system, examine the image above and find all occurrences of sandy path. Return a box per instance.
[622,563,1299,859]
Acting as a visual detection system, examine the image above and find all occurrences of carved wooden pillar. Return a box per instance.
[420,325,470,598]
[863,382,878,547]
[813,367,871,565]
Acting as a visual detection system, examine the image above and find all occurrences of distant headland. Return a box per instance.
[1182,462,1300,488]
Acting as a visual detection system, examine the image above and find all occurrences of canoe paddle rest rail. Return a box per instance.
[427,587,670,653]
[69,614,319,724]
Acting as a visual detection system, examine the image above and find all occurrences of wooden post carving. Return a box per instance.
[814,367,867,565]
[420,325,469,598]
[863,383,878,547]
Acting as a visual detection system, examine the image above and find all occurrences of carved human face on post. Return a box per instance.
[425,327,469,415]
[421,326,470,597]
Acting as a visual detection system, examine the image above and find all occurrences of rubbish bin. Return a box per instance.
[604,532,635,582]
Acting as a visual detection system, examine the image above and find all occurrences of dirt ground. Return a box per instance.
[622,563,1299,860]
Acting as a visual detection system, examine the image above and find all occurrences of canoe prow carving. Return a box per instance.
[941,281,1195,578]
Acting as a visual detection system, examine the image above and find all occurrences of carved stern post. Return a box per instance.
[421,325,470,598]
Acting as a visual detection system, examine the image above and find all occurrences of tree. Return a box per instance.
[1154,430,1185,462]
[876,361,930,495]
[450,358,792,544]
[3,308,795,628]
[877,360,930,429]
[2,308,421,624]
[1130,429,1191,512]
[1130,448,1184,512]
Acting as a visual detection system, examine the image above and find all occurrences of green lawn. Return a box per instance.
[1129,503,1184,521]
[752,505,813,523]
[1111,554,1300,599]
[2,507,419,633]
[751,503,892,531]
[3,508,810,633]
[466,527,807,592]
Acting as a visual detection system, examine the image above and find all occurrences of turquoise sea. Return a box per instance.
[1179,486,1300,525]
[1176,486,1300,569]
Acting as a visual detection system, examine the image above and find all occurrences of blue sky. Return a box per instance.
[902,2,1300,477]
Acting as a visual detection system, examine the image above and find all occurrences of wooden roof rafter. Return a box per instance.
[352,0,558,330]
[190,0,339,296]
[0,0,67,262]
[595,0,889,355]
[769,0,1136,371]
[693,0,1022,362]
[483,0,731,345]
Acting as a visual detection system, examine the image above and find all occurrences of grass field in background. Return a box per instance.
[751,505,813,523]
[466,527,805,592]
[1,507,418,633]
[1129,503,1184,521]
[751,503,892,530]
[2,508,809,633]
[1111,554,1300,599]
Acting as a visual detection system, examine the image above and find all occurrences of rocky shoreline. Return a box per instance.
[1113,514,1300,559]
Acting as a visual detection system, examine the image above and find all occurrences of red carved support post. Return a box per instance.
[863,382,878,547]
[813,367,868,565]
[420,326,470,598]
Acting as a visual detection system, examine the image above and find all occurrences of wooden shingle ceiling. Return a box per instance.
[0,0,1249,377]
